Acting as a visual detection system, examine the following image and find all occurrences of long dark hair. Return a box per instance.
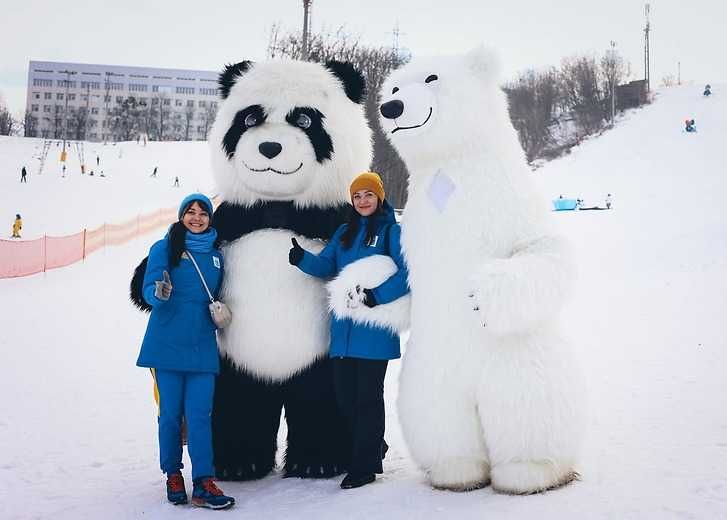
[168,200,217,267]
[340,201,383,250]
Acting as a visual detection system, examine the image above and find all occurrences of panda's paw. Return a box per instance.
[215,461,274,481]
[283,461,346,479]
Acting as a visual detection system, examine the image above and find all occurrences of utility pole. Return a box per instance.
[59,69,76,160]
[301,0,312,61]
[644,3,651,93]
[677,61,681,85]
[104,72,112,143]
[84,82,91,140]
[610,40,617,127]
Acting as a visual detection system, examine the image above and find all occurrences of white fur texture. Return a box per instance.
[208,59,372,208]
[381,47,586,494]
[209,59,373,381]
[218,230,330,381]
[326,255,411,334]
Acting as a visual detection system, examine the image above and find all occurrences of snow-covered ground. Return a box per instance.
[1,84,726,519]
[0,137,215,237]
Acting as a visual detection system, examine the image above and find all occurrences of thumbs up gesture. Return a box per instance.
[289,237,305,266]
[154,270,173,301]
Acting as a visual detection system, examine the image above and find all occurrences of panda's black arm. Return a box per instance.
[213,201,262,243]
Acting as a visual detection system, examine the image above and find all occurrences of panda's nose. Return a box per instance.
[380,100,404,119]
[258,141,282,159]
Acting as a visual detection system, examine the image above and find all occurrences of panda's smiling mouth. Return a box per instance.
[242,161,304,175]
[392,107,433,134]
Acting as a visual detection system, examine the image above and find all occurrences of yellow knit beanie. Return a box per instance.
[349,172,385,202]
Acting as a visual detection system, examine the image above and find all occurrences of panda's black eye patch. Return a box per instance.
[222,104,266,160]
[392,87,399,94]
[425,74,438,83]
[286,107,333,163]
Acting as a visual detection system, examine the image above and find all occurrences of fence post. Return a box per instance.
[43,234,47,273]
[82,229,87,260]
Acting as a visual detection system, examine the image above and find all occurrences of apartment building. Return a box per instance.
[26,60,220,142]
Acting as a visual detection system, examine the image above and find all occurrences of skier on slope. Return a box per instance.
[704,84,712,97]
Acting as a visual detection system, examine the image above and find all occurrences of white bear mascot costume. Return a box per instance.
[378,47,586,494]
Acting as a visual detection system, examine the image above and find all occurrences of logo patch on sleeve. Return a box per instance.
[213,256,221,269]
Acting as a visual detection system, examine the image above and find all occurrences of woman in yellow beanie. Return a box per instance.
[288,172,409,489]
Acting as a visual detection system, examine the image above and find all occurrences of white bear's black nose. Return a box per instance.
[259,141,282,159]
[380,100,404,119]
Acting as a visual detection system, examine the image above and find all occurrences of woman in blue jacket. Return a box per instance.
[288,172,409,490]
[137,193,235,510]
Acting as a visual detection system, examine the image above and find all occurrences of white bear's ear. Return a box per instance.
[465,45,502,84]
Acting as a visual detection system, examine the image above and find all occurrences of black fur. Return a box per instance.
[218,61,252,99]
[285,107,334,163]
[325,60,366,104]
[222,105,266,160]
[213,201,351,244]
[212,356,349,481]
[129,256,152,313]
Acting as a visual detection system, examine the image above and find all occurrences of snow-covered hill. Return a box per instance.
[1,84,726,519]
[0,137,215,237]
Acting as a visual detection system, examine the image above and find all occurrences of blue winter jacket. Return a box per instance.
[297,201,409,360]
[136,235,223,374]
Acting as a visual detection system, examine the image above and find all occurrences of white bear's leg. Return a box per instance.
[476,333,585,494]
[398,346,490,491]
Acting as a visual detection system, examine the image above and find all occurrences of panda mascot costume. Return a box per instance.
[131,59,372,480]
[206,59,372,480]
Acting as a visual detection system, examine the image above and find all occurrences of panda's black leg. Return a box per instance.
[212,357,283,481]
[282,358,350,479]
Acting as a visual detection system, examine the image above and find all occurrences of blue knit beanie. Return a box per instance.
[178,193,213,221]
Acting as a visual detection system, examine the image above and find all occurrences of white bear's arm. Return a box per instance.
[469,234,574,335]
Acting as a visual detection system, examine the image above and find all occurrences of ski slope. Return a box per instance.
[0,137,216,237]
[1,84,726,519]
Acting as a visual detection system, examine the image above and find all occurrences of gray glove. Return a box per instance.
[154,270,172,301]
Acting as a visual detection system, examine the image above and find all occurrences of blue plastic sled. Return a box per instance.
[552,198,579,211]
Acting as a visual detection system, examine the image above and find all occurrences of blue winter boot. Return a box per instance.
[191,477,235,510]
[166,472,188,505]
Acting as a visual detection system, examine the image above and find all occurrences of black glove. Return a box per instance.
[363,288,378,308]
[289,237,305,266]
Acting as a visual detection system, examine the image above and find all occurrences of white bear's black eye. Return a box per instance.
[392,87,399,94]
[244,114,259,127]
[425,74,438,83]
[296,113,312,129]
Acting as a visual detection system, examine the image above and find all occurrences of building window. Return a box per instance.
[106,82,124,91]
[151,98,159,105]
[44,92,52,99]
[68,94,76,101]
[200,87,217,96]
[57,80,77,88]
[175,99,183,107]
[55,105,63,113]
[116,96,123,103]
[176,86,195,95]
[33,78,53,87]
[81,81,100,89]
[187,100,194,107]
[163,98,171,106]
[139,97,148,105]
[31,104,39,112]
[33,92,40,99]
[198,100,207,108]
[104,95,111,103]
[43,105,52,113]
[56,93,64,100]
[129,83,148,92]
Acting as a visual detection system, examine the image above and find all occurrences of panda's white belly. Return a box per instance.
[218,229,329,381]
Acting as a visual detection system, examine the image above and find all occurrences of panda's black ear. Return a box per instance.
[218,61,253,99]
[325,61,366,104]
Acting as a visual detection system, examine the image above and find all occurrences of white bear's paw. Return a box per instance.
[491,461,579,495]
[428,457,490,491]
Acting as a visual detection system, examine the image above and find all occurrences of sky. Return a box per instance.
[1,0,725,115]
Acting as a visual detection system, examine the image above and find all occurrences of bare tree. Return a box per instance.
[267,25,410,208]
[559,55,605,135]
[184,104,195,140]
[600,48,627,122]
[505,68,559,162]
[0,105,18,136]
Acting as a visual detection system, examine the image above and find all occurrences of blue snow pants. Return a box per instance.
[153,369,215,480]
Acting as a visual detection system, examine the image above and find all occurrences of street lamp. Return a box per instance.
[610,40,616,128]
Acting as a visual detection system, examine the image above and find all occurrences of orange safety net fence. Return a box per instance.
[0,197,217,279]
